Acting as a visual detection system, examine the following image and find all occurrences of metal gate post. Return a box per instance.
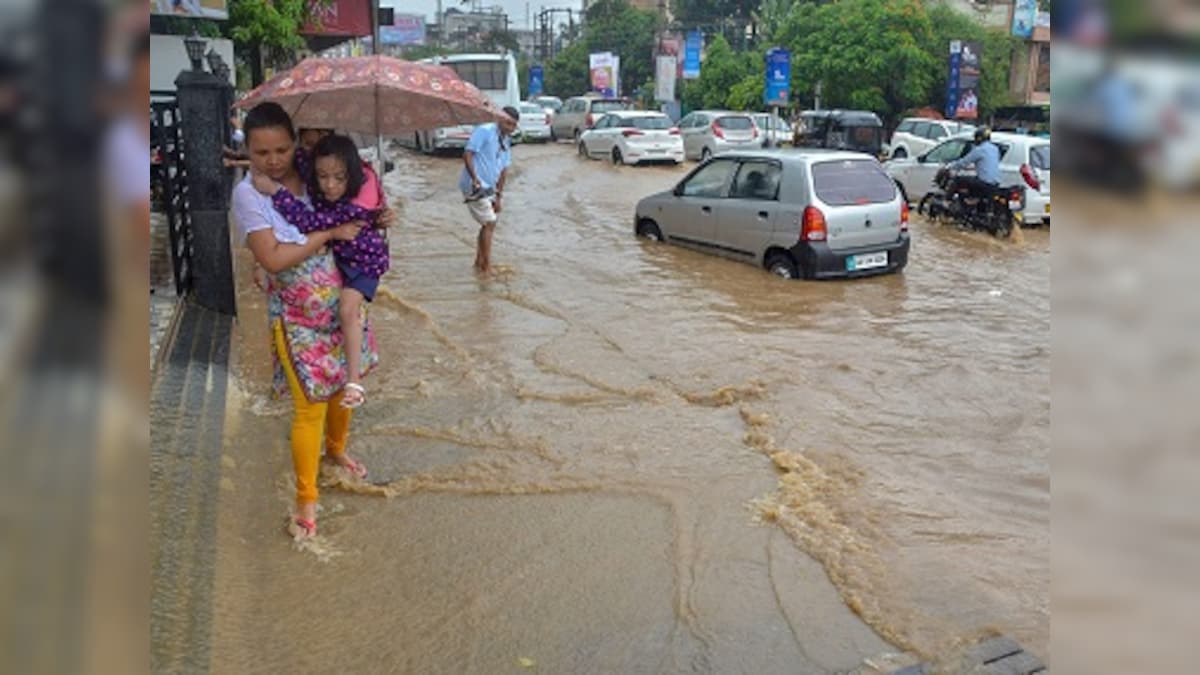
[175,38,236,316]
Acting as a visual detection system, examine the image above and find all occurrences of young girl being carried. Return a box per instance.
[254,133,390,408]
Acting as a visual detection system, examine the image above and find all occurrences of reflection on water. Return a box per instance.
[204,143,1048,671]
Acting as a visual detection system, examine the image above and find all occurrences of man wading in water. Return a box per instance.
[459,106,519,274]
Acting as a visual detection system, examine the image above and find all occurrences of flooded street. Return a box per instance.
[207,142,1048,672]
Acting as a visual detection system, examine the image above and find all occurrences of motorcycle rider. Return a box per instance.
[947,126,1001,201]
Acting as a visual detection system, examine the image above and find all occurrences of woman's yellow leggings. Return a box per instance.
[273,321,353,504]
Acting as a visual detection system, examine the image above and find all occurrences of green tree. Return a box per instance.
[481,30,520,54]
[678,35,760,111]
[226,0,329,85]
[544,41,590,97]
[773,0,938,125]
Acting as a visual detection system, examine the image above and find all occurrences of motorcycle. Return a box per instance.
[917,168,1026,238]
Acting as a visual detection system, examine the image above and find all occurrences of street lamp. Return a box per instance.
[215,62,231,84]
[184,31,207,72]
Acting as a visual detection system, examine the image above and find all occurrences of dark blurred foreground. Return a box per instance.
[0,1,1197,673]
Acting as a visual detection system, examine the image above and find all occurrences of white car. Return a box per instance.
[885,131,1051,225]
[577,111,684,165]
[887,118,976,159]
[515,102,552,142]
[752,113,792,147]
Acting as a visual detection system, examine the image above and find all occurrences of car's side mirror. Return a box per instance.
[673,184,685,197]
[917,153,928,163]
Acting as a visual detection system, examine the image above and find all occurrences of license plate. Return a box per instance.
[648,149,665,154]
[846,252,887,271]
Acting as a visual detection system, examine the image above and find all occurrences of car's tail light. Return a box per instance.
[545,113,552,125]
[751,125,759,139]
[901,201,909,232]
[669,127,680,135]
[621,129,643,137]
[586,113,595,128]
[1020,163,1040,190]
[800,206,827,242]
[711,121,725,139]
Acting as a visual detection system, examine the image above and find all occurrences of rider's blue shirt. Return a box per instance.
[951,141,1001,185]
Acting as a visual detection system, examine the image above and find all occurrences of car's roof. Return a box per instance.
[601,110,669,117]
[947,130,1049,146]
[713,148,881,164]
[692,110,754,116]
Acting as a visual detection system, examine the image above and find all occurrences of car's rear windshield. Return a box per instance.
[519,104,543,114]
[716,116,754,130]
[591,100,627,113]
[630,116,673,130]
[812,159,896,205]
[1030,145,1050,170]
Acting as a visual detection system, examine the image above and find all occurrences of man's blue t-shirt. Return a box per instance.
[458,123,512,195]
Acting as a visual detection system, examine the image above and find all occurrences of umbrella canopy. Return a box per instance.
[235,56,507,137]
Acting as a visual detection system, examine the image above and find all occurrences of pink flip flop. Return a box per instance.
[288,517,317,540]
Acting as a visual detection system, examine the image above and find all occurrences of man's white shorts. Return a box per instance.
[466,197,498,226]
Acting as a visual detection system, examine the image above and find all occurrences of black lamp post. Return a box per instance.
[184,31,207,72]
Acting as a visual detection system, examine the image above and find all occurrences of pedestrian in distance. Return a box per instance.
[459,106,519,274]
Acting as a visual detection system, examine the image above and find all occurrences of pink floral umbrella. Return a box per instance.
[234,55,507,136]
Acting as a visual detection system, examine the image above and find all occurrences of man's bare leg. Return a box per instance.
[475,222,495,273]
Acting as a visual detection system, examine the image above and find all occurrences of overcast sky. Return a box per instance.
[382,0,585,31]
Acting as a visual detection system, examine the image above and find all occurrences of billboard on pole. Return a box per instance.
[655,55,677,102]
[529,65,544,97]
[683,31,702,79]
[764,48,790,106]
[380,14,426,45]
[945,40,981,120]
[590,52,616,97]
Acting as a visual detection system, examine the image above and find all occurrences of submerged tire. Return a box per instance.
[636,219,664,241]
[765,252,797,279]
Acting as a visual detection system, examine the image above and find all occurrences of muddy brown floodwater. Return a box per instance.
[207,142,1048,673]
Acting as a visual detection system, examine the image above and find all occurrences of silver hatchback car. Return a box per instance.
[677,110,761,161]
[634,150,910,279]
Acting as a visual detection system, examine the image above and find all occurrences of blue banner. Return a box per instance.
[529,65,544,97]
[764,48,790,106]
[683,31,702,80]
[945,41,962,118]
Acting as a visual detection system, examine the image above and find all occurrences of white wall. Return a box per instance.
[150,34,235,93]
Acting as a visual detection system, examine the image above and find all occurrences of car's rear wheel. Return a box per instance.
[765,252,797,279]
[700,147,712,162]
[550,128,558,142]
[636,219,664,242]
[611,147,623,165]
[578,140,588,157]
[892,147,907,159]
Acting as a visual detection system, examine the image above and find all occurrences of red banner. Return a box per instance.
[302,0,372,37]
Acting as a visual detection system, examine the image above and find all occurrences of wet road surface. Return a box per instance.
[190,141,1048,672]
